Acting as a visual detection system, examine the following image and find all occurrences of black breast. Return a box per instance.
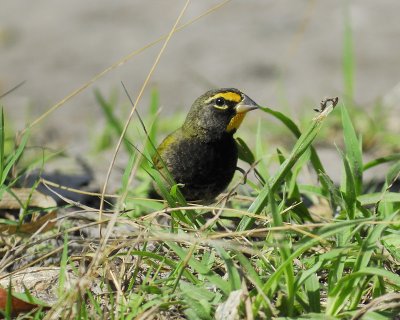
[165,133,238,201]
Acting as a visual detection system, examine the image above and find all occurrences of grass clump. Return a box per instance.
[46,92,397,319]
[0,90,399,319]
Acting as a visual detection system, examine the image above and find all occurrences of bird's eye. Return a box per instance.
[215,97,225,106]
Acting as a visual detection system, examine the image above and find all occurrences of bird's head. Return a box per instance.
[183,88,259,139]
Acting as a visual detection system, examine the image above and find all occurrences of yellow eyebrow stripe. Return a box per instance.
[207,92,242,103]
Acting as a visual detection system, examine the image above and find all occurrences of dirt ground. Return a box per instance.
[1,1,400,184]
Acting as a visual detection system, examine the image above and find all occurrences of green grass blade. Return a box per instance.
[58,232,69,297]
[385,161,400,186]
[129,250,198,284]
[269,187,295,316]
[94,89,122,135]
[215,247,241,291]
[0,129,29,186]
[259,107,328,190]
[253,218,370,313]
[353,212,396,268]
[327,268,400,316]
[238,102,337,231]
[121,150,137,192]
[95,89,134,154]
[261,107,301,137]
[235,253,263,289]
[363,153,400,171]
[318,172,346,211]
[341,151,356,219]
[358,192,400,206]
[304,272,321,313]
[180,282,214,320]
[296,247,349,289]
[166,242,230,295]
[326,212,397,315]
[144,159,198,227]
[236,137,255,165]
[147,88,159,145]
[277,148,313,222]
[140,88,161,161]
[341,104,363,195]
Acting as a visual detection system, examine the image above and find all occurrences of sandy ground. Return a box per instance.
[1,1,400,184]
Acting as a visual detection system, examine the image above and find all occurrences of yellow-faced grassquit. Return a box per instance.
[153,88,259,201]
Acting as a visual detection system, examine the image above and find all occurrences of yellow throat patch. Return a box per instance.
[226,113,246,132]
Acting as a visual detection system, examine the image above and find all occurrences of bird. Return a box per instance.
[152,88,259,202]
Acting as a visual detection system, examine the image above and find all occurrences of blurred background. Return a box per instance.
[1,0,400,183]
